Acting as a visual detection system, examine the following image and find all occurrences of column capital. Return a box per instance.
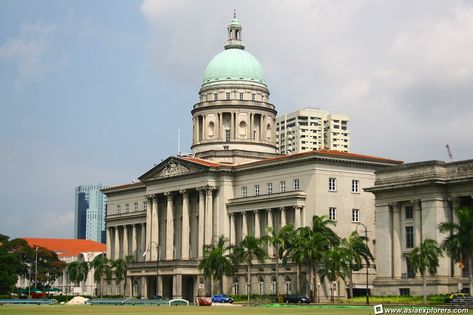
[180,189,188,196]
[279,207,285,211]
[266,208,272,213]
[164,191,172,198]
[229,212,234,217]
[411,199,421,210]
[146,194,155,200]
[253,210,259,214]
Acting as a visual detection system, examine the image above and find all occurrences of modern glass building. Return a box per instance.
[74,184,108,244]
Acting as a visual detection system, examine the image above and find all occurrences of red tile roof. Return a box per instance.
[23,238,106,258]
[181,156,221,167]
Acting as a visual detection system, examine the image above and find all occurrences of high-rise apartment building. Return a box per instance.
[74,184,108,244]
[276,108,350,154]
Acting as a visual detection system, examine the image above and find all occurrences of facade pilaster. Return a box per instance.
[198,188,205,257]
[106,227,112,258]
[123,225,129,257]
[229,213,235,244]
[131,224,137,260]
[295,206,301,228]
[145,196,152,261]
[392,203,401,279]
[412,200,422,248]
[254,210,260,238]
[205,187,214,245]
[151,195,159,260]
[181,190,190,260]
[242,211,248,238]
[114,226,120,259]
[165,192,174,260]
[280,207,286,228]
[267,209,274,257]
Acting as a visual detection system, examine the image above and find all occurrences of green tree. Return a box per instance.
[262,224,296,299]
[318,245,350,302]
[439,206,473,294]
[112,255,134,298]
[0,234,23,294]
[67,261,89,286]
[408,239,442,304]
[289,215,339,302]
[232,235,266,303]
[342,231,374,299]
[90,254,112,297]
[198,235,234,295]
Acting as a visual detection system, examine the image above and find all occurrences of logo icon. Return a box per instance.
[373,304,384,315]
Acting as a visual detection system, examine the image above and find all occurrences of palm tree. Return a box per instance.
[232,235,267,303]
[112,255,134,298]
[289,215,339,302]
[90,254,112,298]
[408,239,442,304]
[198,235,234,295]
[342,231,374,299]
[439,206,473,294]
[318,245,350,302]
[262,224,295,300]
[66,261,89,288]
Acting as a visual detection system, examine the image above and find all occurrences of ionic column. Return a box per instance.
[114,226,120,259]
[205,187,213,245]
[392,203,401,278]
[280,207,286,228]
[157,276,163,296]
[123,225,129,257]
[295,206,302,228]
[106,227,112,259]
[165,192,174,260]
[181,190,190,260]
[242,212,248,238]
[229,213,235,244]
[412,200,422,248]
[267,209,274,257]
[151,196,159,260]
[173,274,183,299]
[131,224,137,260]
[254,210,260,238]
[142,276,148,298]
[145,196,152,261]
[198,188,205,258]
[140,223,146,262]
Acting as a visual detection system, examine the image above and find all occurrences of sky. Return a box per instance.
[1,0,472,239]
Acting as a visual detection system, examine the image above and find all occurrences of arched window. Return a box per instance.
[239,121,247,137]
[266,123,272,140]
[233,277,239,295]
[271,276,277,295]
[258,276,265,295]
[285,276,292,294]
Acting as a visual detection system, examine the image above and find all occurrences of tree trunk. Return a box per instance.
[247,263,251,304]
[349,272,353,299]
[210,275,214,296]
[296,263,300,294]
[220,275,224,294]
[313,264,317,303]
[275,244,279,300]
[422,273,427,305]
[469,256,473,296]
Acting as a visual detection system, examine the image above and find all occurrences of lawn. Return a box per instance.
[0,304,375,315]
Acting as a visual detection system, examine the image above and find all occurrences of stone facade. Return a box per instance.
[366,159,473,296]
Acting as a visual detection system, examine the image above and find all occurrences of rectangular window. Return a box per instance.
[255,184,260,196]
[226,92,230,100]
[399,288,410,296]
[116,205,121,214]
[280,181,286,193]
[405,226,414,248]
[329,177,337,191]
[241,186,247,198]
[252,93,256,101]
[352,209,359,222]
[134,202,138,211]
[125,204,129,212]
[352,179,359,193]
[214,93,218,101]
[405,206,413,219]
[267,183,273,194]
[225,130,230,142]
[329,207,336,221]
[293,178,300,190]
[239,92,244,100]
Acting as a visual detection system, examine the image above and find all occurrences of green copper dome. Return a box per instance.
[202,48,266,87]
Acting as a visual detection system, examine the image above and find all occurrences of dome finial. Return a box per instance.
[225,13,244,50]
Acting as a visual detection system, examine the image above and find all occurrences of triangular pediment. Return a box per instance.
[138,156,208,181]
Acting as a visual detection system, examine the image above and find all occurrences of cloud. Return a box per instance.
[139,0,473,161]
[0,22,65,88]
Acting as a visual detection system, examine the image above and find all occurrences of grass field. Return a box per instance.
[0,304,471,315]
[0,304,377,315]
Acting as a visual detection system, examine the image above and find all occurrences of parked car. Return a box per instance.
[285,294,311,304]
[211,294,233,303]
